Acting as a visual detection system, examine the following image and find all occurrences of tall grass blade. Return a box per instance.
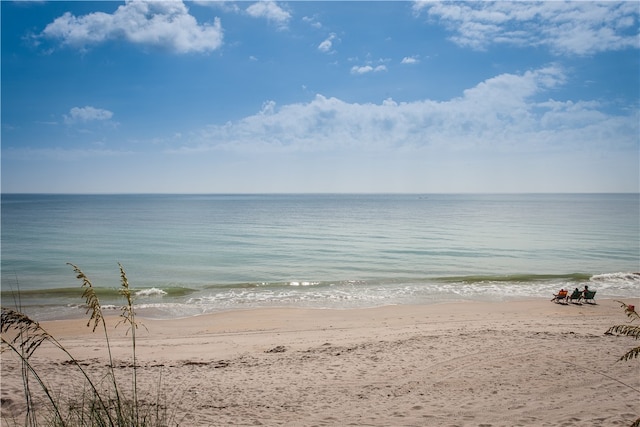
[607,301,640,362]
[3,265,173,427]
[1,307,115,426]
[67,263,124,423]
[2,336,66,426]
[115,262,145,425]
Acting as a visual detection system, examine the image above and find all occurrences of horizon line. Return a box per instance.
[2,191,638,196]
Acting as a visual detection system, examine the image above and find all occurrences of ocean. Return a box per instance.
[1,193,638,320]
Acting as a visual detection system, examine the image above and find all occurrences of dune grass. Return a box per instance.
[606,301,640,427]
[1,263,173,427]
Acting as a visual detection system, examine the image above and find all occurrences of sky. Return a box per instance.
[1,1,639,194]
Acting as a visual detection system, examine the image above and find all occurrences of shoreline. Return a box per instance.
[4,270,639,322]
[3,298,640,426]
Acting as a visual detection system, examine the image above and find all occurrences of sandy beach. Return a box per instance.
[2,298,639,426]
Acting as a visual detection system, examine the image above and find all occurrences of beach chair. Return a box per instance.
[567,289,582,304]
[582,290,597,304]
[551,290,568,303]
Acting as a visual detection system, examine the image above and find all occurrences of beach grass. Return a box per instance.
[1,264,173,427]
[606,301,640,427]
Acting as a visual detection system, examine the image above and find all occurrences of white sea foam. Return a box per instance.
[135,288,168,297]
[289,281,320,287]
[590,272,640,283]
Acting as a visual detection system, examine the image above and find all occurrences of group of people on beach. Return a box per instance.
[551,285,595,303]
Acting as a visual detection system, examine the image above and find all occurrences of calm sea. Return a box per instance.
[1,193,638,320]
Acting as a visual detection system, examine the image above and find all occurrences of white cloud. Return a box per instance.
[350,64,387,75]
[41,0,223,54]
[318,39,332,53]
[351,65,373,75]
[414,1,639,55]
[193,1,241,13]
[64,106,113,124]
[176,65,637,158]
[401,56,419,64]
[303,15,322,29]
[246,1,291,29]
[318,33,337,53]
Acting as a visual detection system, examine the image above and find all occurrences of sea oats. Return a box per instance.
[68,262,104,333]
[1,307,49,359]
[607,301,640,362]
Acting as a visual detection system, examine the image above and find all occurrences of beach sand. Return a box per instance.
[2,298,639,426]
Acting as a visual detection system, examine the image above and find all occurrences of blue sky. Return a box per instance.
[2,1,639,193]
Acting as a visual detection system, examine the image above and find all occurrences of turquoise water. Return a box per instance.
[2,193,638,320]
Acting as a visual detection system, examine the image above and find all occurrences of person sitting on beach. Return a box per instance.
[582,285,589,296]
[552,288,568,302]
[567,288,582,303]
